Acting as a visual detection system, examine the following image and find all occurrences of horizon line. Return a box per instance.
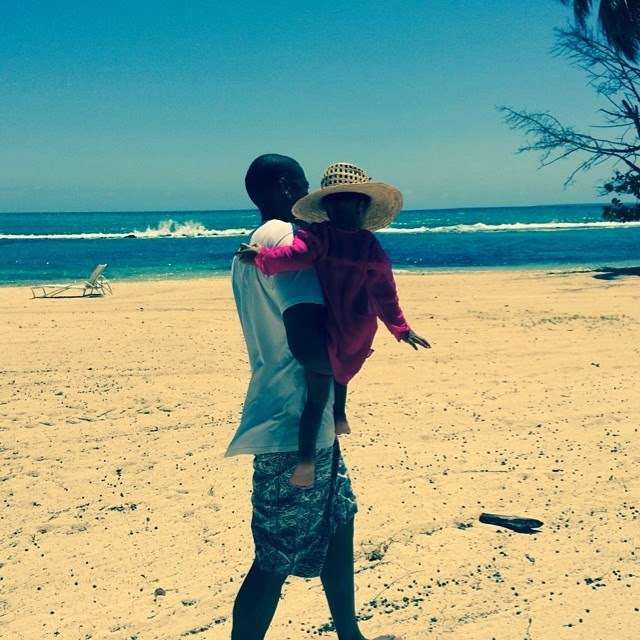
[0,201,609,216]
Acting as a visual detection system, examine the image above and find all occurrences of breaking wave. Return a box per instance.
[0,219,253,240]
[2,218,639,240]
[379,220,640,233]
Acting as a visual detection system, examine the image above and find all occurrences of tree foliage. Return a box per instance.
[561,0,640,61]
[499,26,640,221]
[602,170,640,218]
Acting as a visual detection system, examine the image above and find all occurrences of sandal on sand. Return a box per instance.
[479,512,543,533]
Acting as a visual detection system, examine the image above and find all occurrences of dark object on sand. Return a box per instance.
[479,512,543,534]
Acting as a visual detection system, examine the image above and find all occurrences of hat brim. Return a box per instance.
[292,182,403,232]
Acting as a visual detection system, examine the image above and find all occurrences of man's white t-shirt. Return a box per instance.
[226,219,336,456]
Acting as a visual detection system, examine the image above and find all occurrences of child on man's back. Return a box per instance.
[237,162,430,488]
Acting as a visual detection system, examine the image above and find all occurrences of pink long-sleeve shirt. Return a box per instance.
[254,222,410,384]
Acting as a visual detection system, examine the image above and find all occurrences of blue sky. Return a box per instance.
[0,1,615,212]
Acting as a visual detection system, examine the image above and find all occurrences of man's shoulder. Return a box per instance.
[236,219,324,309]
[252,219,294,248]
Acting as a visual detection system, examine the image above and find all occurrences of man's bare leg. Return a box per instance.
[231,561,287,640]
[321,519,401,640]
[320,519,364,640]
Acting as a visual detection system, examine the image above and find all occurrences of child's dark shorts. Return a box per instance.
[251,441,358,578]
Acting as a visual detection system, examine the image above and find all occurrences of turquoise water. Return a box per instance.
[1,204,638,285]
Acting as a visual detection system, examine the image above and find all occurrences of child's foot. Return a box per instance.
[335,415,351,435]
[290,462,315,489]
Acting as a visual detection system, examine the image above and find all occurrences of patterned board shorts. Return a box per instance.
[251,441,358,578]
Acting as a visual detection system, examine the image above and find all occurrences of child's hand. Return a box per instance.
[402,329,431,350]
[235,243,261,264]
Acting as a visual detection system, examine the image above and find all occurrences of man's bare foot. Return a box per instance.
[290,461,315,489]
[335,415,351,435]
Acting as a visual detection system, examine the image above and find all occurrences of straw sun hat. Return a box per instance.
[292,162,403,231]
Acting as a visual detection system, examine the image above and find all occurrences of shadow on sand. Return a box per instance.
[592,265,640,280]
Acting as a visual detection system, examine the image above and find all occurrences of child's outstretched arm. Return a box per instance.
[366,241,412,338]
[236,229,323,276]
[236,243,261,264]
[367,237,431,348]
[402,329,431,350]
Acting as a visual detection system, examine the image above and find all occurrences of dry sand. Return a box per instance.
[1,270,638,640]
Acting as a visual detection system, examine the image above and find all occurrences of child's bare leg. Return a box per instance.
[291,368,332,489]
[333,381,351,435]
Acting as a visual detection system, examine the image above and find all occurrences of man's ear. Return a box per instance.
[278,176,292,201]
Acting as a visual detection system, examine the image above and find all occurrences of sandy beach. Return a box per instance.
[1,269,638,640]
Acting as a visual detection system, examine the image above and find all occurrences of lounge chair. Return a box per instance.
[31,264,113,298]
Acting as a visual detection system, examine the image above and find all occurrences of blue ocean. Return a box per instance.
[1,204,638,286]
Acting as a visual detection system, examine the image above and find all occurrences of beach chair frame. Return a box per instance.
[31,264,113,298]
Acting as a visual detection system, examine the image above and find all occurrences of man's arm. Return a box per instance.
[283,302,333,483]
[244,219,329,364]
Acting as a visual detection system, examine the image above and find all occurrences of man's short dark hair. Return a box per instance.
[245,154,300,208]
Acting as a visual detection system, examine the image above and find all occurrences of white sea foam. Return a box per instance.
[2,218,639,240]
[1,219,253,240]
[379,220,640,233]
[0,232,126,240]
[133,219,216,238]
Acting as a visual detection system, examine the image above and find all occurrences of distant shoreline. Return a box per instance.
[6,263,640,291]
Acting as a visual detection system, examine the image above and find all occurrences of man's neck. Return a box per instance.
[260,211,290,224]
